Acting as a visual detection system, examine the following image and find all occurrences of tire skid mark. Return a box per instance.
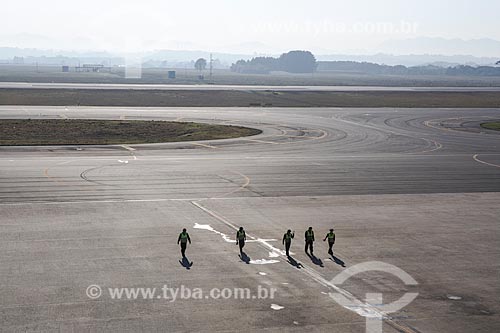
[79,163,127,187]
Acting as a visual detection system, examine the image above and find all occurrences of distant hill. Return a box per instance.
[315,53,498,67]
[1,46,498,69]
[377,37,500,58]
[0,47,263,68]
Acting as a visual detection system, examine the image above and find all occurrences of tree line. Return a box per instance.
[317,61,500,77]
[230,51,317,74]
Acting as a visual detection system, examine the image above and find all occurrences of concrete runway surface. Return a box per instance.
[0,106,499,332]
[2,82,500,91]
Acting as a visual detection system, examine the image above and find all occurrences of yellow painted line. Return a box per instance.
[424,116,493,135]
[318,129,328,139]
[43,168,52,179]
[119,115,126,120]
[218,171,251,198]
[409,138,443,154]
[424,119,454,133]
[59,114,68,119]
[43,160,72,184]
[473,154,500,168]
[307,129,328,140]
[191,142,218,149]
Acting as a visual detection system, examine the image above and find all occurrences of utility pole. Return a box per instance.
[209,53,213,83]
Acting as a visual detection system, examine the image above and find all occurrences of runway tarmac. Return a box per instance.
[0,106,499,332]
[2,82,500,92]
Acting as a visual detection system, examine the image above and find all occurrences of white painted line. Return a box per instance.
[193,223,233,243]
[473,154,500,168]
[191,201,241,231]
[190,142,218,149]
[0,197,208,207]
[120,145,136,151]
[242,139,281,145]
[189,201,394,323]
[270,304,284,310]
[249,259,279,265]
[425,139,443,153]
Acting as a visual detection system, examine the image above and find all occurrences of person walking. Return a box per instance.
[323,228,336,255]
[236,227,246,254]
[177,228,191,258]
[282,229,295,257]
[304,227,315,254]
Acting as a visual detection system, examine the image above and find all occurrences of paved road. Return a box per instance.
[2,82,500,91]
[0,106,499,332]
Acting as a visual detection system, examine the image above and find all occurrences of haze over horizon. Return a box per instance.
[2,0,500,57]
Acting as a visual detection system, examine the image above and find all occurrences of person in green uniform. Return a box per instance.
[323,228,336,255]
[236,227,246,254]
[177,228,191,257]
[304,227,315,254]
[282,229,295,257]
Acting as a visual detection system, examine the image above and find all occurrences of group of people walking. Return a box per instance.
[283,227,336,257]
[178,226,336,258]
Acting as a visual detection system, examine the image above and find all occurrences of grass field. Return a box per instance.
[1,88,500,108]
[2,64,500,87]
[0,119,261,145]
[480,122,500,131]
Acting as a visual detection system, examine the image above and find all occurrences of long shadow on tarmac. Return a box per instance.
[287,256,303,269]
[179,257,193,270]
[307,253,324,267]
[330,255,346,267]
[239,252,251,264]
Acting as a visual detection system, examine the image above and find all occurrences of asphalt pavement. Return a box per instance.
[2,82,500,91]
[0,106,499,332]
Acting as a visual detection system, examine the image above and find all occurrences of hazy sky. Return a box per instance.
[2,0,500,54]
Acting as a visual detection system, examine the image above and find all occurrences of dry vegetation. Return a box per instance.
[0,119,261,145]
[1,88,500,108]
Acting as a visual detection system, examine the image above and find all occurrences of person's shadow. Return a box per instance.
[179,256,193,270]
[330,255,346,267]
[287,255,303,269]
[239,251,251,264]
[307,253,324,267]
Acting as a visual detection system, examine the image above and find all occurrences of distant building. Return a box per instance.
[13,56,24,64]
[76,64,111,73]
[168,70,176,79]
[62,66,70,72]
